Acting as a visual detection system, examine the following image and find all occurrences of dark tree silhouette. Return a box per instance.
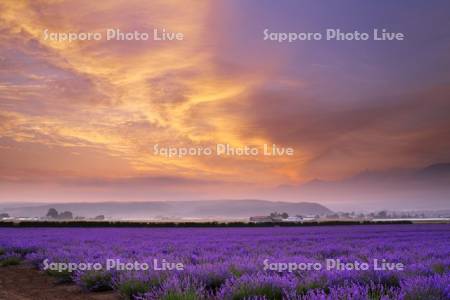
[58,211,73,220]
[46,208,58,219]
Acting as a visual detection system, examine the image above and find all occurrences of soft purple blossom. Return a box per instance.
[0,224,448,299]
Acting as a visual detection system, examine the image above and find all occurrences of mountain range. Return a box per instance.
[278,163,450,211]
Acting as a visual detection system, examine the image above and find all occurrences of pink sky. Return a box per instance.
[1,1,450,208]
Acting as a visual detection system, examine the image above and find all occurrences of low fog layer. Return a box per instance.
[277,163,450,211]
[0,200,331,220]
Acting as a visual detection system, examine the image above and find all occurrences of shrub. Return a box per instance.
[11,247,37,257]
[304,283,401,300]
[219,274,289,300]
[161,291,199,300]
[232,284,283,300]
[79,271,113,292]
[143,276,205,300]
[188,265,231,292]
[118,279,151,300]
[401,275,450,300]
[229,265,244,278]
[296,280,329,295]
[377,273,401,289]
[203,274,227,291]
[431,263,446,275]
[46,269,73,283]
[0,255,22,267]
[367,284,396,300]
[25,252,46,269]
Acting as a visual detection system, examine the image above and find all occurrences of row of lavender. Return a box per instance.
[0,224,449,299]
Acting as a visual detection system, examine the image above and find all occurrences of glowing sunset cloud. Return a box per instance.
[1,1,449,209]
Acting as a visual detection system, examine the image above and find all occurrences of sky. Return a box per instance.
[1,1,450,209]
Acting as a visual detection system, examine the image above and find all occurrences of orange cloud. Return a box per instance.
[0,0,300,192]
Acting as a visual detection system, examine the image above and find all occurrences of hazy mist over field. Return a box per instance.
[0,200,333,220]
[1,163,449,213]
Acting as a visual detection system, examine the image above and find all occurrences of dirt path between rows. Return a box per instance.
[0,264,119,300]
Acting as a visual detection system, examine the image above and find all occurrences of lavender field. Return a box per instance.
[0,224,449,300]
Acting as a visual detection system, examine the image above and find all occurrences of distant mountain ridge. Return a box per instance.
[283,163,450,211]
[301,163,450,187]
[0,199,332,220]
[416,163,450,179]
